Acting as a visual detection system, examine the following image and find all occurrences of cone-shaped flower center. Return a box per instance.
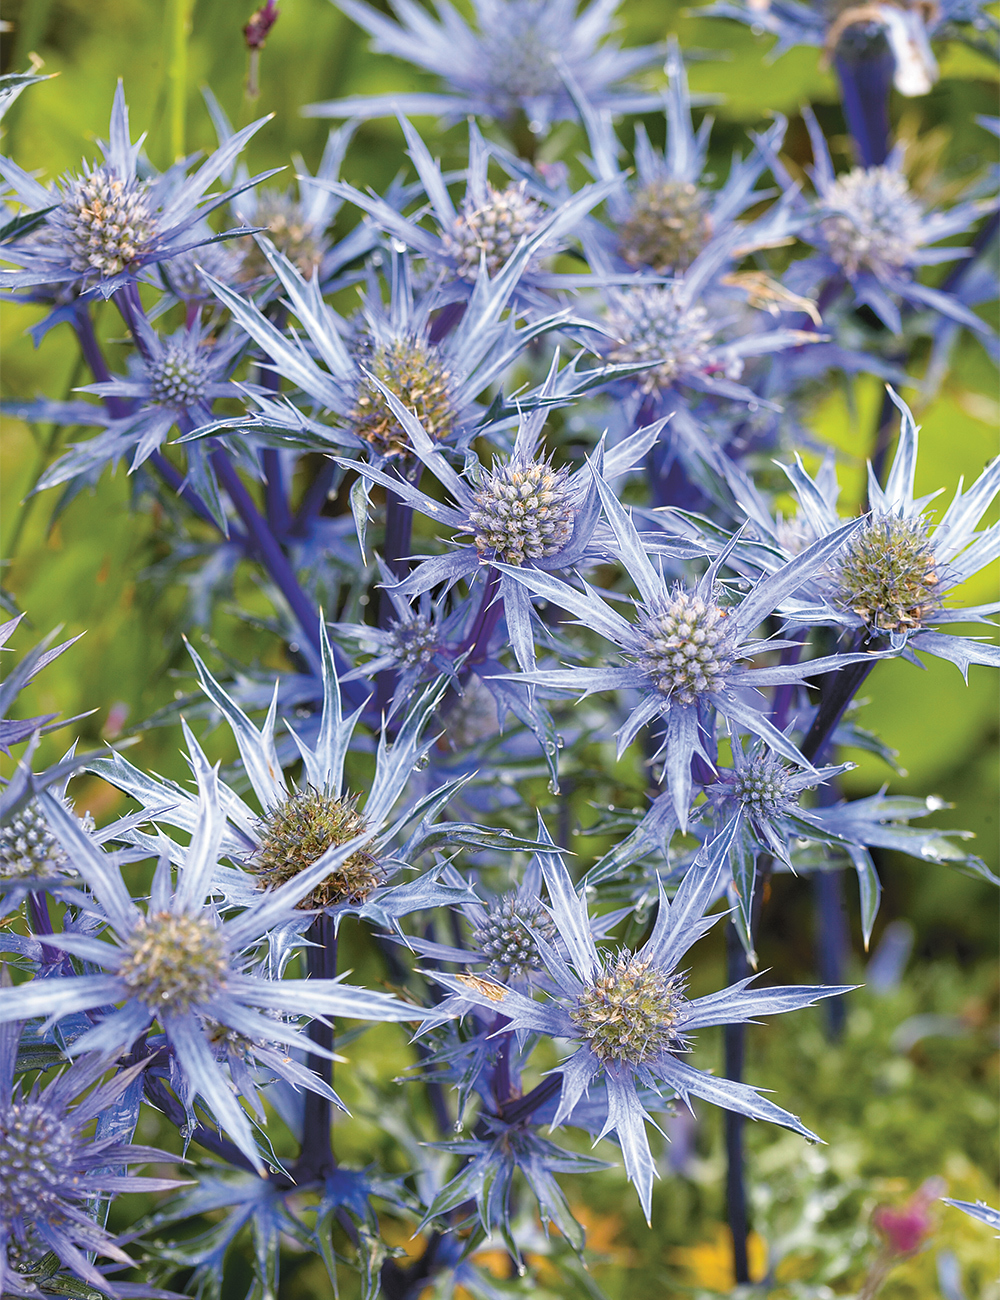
[473,894,557,979]
[469,459,575,565]
[351,339,456,459]
[55,166,158,279]
[119,911,228,1012]
[146,339,213,409]
[834,514,940,633]
[252,787,382,910]
[0,1100,77,1218]
[240,192,324,280]
[634,590,735,702]
[606,285,715,391]
[479,5,565,106]
[732,753,795,818]
[387,614,439,668]
[620,179,713,273]
[444,182,545,280]
[0,800,71,881]
[571,956,684,1064]
[821,166,922,278]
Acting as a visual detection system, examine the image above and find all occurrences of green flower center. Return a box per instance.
[58,166,158,279]
[835,514,940,633]
[605,285,715,392]
[444,182,545,281]
[351,339,456,459]
[634,590,735,703]
[119,911,228,1012]
[733,755,794,818]
[252,787,382,910]
[571,956,684,1064]
[473,894,557,979]
[0,1100,76,1218]
[619,179,714,273]
[239,191,325,280]
[0,800,72,881]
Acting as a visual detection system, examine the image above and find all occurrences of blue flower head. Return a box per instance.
[428,821,849,1220]
[0,1014,181,1297]
[0,82,274,299]
[305,0,669,131]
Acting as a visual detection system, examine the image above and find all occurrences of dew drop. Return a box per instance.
[414,754,430,771]
[453,1120,464,1133]
[548,778,561,795]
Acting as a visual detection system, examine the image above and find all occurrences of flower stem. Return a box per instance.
[724,922,752,1284]
[459,566,503,667]
[298,914,338,1180]
[833,42,893,167]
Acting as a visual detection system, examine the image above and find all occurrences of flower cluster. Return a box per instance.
[0,12,996,1299]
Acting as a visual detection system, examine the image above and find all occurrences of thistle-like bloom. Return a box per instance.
[190,237,597,466]
[497,469,879,823]
[0,82,273,298]
[305,0,668,131]
[427,822,848,1219]
[0,1019,181,1297]
[90,625,470,930]
[311,116,615,304]
[341,383,680,672]
[729,390,1000,674]
[783,112,996,336]
[21,316,244,497]
[574,39,797,279]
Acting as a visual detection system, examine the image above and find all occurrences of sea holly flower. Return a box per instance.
[572,38,799,280]
[0,751,428,1174]
[339,380,682,673]
[305,0,669,131]
[311,115,618,305]
[496,468,880,824]
[0,82,275,298]
[781,111,996,336]
[190,237,603,467]
[426,820,850,1220]
[0,1016,182,1297]
[89,624,473,930]
[21,316,245,503]
[731,389,1000,673]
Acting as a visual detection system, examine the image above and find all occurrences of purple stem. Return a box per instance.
[293,457,338,534]
[724,923,751,1284]
[833,42,893,167]
[458,567,503,667]
[498,1073,562,1126]
[296,915,338,1181]
[491,1015,513,1106]
[262,448,293,538]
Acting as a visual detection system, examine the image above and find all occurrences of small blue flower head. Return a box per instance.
[33,316,243,492]
[790,111,996,335]
[306,0,668,131]
[0,82,273,298]
[0,1016,180,1297]
[430,822,849,1220]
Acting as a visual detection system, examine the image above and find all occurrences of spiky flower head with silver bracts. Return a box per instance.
[0,82,275,299]
[85,624,474,933]
[0,1016,182,1299]
[426,823,851,1221]
[304,0,669,131]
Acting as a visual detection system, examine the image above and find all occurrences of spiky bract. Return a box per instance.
[834,514,941,633]
[469,459,575,565]
[351,339,456,458]
[619,179,713,272]
[252,787,382,909]
[634,590,735,702]
[570,956,684,1064]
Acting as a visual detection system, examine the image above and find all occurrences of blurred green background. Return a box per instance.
[0,2,997,1296]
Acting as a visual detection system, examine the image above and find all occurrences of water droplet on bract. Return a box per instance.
[547,779,560,795]
[748,400,758,412]
[528,119,543,135]
[555,734,564,749]
[517,1263,527,1277]
[414,754,430,771]
[289,641,299,653]
[752,22,764,34]
[453,1120,464,1133]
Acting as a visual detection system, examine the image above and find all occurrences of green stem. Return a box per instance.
[168,0,195,162]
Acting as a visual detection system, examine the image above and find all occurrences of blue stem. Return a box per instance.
[834,43,894,167]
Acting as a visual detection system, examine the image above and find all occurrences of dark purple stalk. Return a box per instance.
[724,922,751,1284]
[262,448,293,538]
[458,567,503,667]
[293,458,338,534]
[833,41,893,167]
[498,1072,562,1125]
[27,892,60,967]
[491,1015,513,1106]
[296,915,338,1181]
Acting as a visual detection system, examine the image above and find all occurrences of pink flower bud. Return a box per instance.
[873,1177,947,1256]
